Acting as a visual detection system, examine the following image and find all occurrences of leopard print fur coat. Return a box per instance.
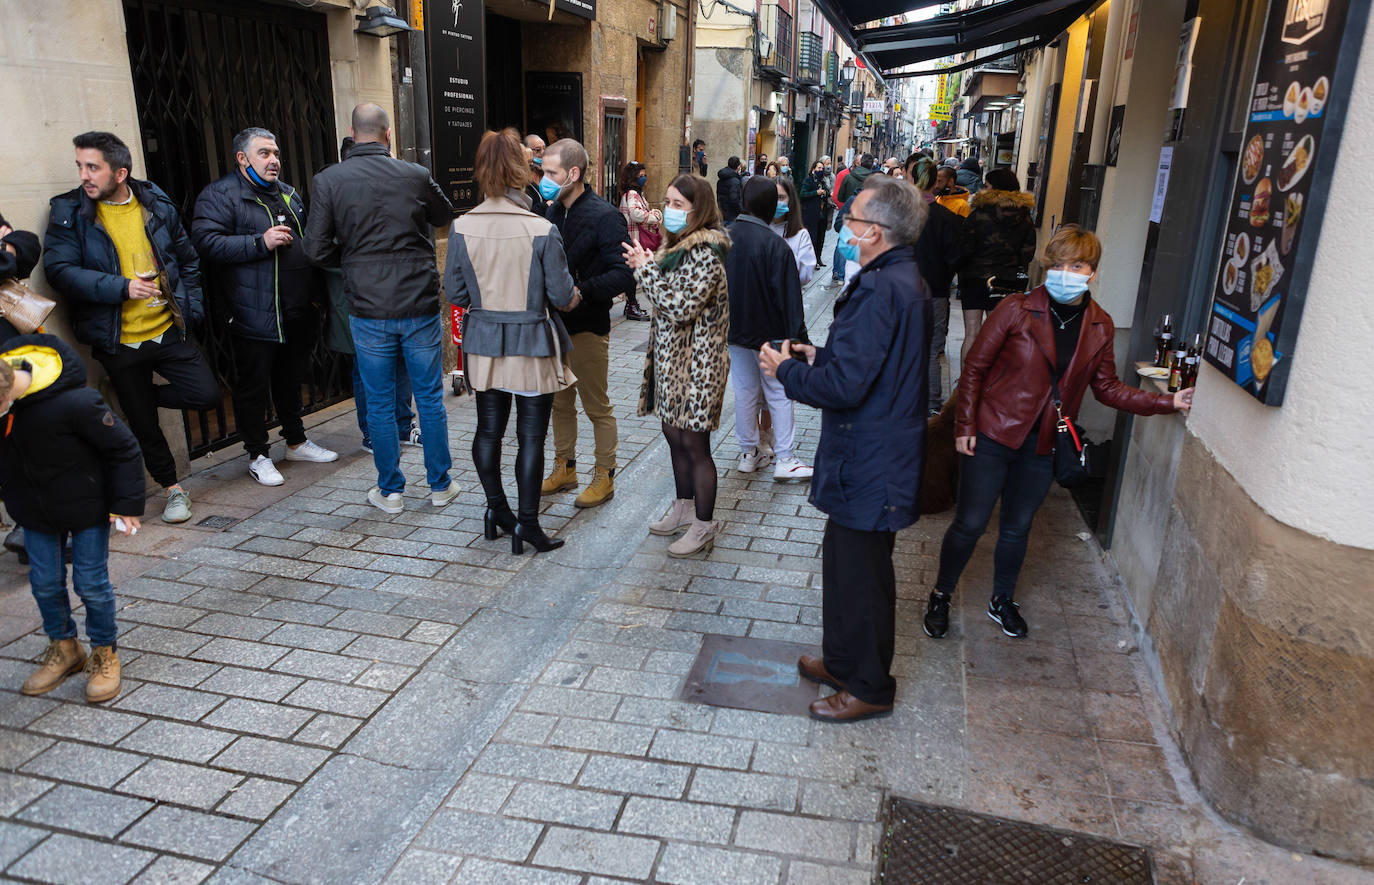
[632,227,732,431]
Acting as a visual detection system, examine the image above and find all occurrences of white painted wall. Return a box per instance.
[1187,17,1374,551]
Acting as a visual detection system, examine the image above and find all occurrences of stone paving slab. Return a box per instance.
[1,259,1371,884]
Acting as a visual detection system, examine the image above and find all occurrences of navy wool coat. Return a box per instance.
[776,244,931,532]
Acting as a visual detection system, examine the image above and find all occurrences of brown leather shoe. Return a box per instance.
[809,690,893,723]
[797,655,845,692]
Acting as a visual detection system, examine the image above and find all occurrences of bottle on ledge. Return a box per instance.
[1184,333,1202,388]
[1155,314,1174,367]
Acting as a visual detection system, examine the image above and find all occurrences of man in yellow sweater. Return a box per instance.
[44,132,220,524]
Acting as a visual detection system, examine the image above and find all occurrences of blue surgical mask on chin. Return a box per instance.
[537,174,563,201]
[663,207,689,233]
[1045,269,1093,303]
[836,223,870,263]
[532,157,543,166]
[773,202,789,219]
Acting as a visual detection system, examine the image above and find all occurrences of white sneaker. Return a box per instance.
[774,457,814,481]
[738,448,772,474]
[249,455,284,486]
[430,482,461,507]
[402,425,422,447]
[367,487,404,514]
[285,440,339,463]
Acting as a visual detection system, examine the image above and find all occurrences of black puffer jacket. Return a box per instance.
[960,188,1037,281]
[546,188,634,337]
[0,334,145,532]
[191,172,320,342]
[716,168,743,223]
[302,141,453,319]
[0,215,41,342]
[43,180,204,355]
[915,200,965,300]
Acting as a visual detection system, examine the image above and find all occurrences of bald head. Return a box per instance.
[351,103,391,144]
[524,134,546,158]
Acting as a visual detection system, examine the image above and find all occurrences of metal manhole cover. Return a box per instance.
[195,515,240,530]
[680,633,819,716]
[880,798,1153,884]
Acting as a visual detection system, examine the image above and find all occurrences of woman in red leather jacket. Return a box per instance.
[923,225,1194,639]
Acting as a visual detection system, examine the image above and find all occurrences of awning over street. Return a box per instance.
[813,0,1100,77]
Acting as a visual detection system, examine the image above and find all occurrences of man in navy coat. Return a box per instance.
[761,175,931,722]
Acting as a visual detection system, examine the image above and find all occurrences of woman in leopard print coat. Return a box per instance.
[624,174,731,557]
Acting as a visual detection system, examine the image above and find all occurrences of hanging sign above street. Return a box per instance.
[930,102,952,121]
[863,99,885,114]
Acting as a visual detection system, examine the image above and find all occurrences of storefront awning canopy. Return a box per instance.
[813,0,1100,77]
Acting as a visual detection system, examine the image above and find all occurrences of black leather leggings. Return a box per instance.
[473,390,554,526]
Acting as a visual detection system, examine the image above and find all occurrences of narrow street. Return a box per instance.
[0,243,1366,885]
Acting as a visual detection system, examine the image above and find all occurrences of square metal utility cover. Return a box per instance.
[195,514,240,530]
[880,797,1153,884]
[680,633,819,716]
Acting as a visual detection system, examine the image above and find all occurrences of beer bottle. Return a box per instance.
[1155,314,1174,367]
[1184,333,1202,388]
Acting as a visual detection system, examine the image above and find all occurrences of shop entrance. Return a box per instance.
[486,12,524,133]
[122,0,349,460]
[601,100,627,205]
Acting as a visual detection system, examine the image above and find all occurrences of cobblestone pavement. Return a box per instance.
[2,242,1370,884]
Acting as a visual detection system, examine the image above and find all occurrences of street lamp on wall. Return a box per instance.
[840,59,856,85]
[355,5,412,38]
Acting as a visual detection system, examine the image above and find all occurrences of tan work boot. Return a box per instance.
[668,519,718,558]
[574,468,615,509]
[83,646,122,703]
[649,498,694,536]
[21,638,87,696]
[541,458,578,495]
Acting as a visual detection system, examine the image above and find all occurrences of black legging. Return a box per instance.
[473,390,554,527]
[662,422,717,521]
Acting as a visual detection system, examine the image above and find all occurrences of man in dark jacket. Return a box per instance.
[956,156,984,192]
[761,175,931,723]
[716,158,744,224]
[193,127,338,487]
[43,131,219,526]
[0,334,144,703]
[726,177,811,481]
[539,138,634,509]
[0,211,42,342]
[303,104,458,515]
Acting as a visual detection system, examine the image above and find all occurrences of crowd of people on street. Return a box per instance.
[0,106,1194,724]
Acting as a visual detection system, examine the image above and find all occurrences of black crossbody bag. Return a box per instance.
[1049,376,1102,489]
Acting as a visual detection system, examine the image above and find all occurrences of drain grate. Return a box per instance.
[880,797,1153,884]
[195,514,240,530]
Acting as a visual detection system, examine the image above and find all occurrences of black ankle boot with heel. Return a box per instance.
[483,506,517,540]
[511,523,564,555]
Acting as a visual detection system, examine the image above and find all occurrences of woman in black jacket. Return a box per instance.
[958,168,1036,367]
[800,160,829,268]
[909,156,965,411]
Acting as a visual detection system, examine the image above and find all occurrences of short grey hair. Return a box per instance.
[860,175,927,245]
[233,127,277,159]
[547,138,590,178]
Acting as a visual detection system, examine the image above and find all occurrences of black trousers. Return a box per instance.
[821,518,898,706]
[95,327,221,488]
[473,390,554,526]
[231,312,318,458]
[803,201,826,263]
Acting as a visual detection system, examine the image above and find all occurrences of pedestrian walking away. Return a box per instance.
[715,157,744,225]
[927,225,1193,641]
[908,154,966,413]
[447,129,580,555]
[957,167,1036,369]
[624,173,732,559]
[539,137,634,509]
[616,161,657,321]
[725,177,812,482]
[42,131,219,526]
[761,174,933,723]
[0,334,144,704]
[192,126,338,489]
[302,103,457,515]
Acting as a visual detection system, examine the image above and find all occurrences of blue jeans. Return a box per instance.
[934,431,1056,600]
[352,357,415,439]
[26,524,118,647]
[831,239,846,281]
[349,314,452,495]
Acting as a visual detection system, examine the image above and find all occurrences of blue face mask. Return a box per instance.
[537,174,563,201]
[636,175,647,189]
[244,162,273,189]
[837,223,871,264]
[663,207,689,233]
[532,157,543,166]
[1045,269,1093,303]
[774,202,789,219]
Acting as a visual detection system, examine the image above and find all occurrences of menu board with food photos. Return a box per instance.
[1203,0,1368,405]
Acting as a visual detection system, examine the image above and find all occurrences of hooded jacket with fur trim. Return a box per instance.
[960,188,1037,282]
[0,334,145,533]
[632,227,731,432]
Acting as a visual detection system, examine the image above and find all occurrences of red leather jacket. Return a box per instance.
[956,286,1175,455]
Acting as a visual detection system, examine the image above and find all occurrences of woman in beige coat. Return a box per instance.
[623,174,731,557]
[445,129,579,554]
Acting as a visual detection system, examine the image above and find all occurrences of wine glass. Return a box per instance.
[131,248,166,308]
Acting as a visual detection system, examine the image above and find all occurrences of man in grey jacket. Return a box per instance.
[303,103,458,515]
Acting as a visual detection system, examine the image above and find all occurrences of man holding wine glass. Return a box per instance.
[43,131,220,525]
[192,127,338,488]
